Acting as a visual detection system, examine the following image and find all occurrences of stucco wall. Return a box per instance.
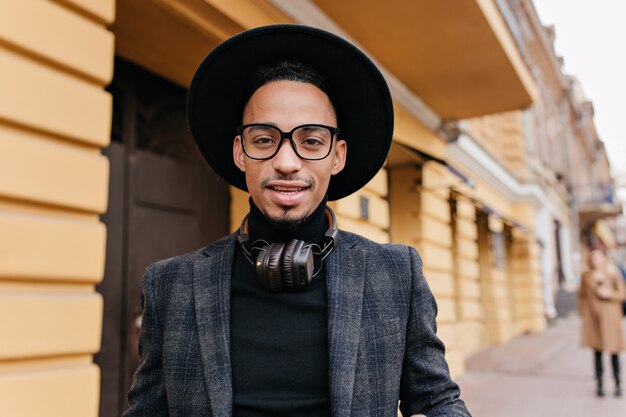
[0,1,115,415]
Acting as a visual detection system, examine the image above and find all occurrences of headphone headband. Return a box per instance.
[237,206,338,291]
[238,206,337,251]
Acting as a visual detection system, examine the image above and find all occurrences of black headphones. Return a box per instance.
[237,206,338,292]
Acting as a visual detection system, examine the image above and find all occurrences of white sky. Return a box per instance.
[532,0,626,183]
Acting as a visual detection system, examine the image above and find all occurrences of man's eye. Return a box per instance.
[301,137,324,146]
[252,136,276,145]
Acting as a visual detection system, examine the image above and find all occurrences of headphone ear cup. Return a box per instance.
[255,243,285,292]
[281,240,300,290]
[283,239,314,289]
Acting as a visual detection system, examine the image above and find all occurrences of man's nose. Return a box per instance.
[271,138,302,173]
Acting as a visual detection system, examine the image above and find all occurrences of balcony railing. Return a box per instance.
[575,183,622,222]
[576,183,618,205]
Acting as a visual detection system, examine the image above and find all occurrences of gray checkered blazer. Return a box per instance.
[123,231,471,417]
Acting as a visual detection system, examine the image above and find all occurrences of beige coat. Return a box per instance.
[578,268,626,353]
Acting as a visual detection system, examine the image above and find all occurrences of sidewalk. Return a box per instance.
[457,316,626,417]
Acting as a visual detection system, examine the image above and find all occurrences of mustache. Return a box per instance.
[261,175,314,188]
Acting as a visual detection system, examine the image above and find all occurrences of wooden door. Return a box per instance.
[95,58,230,417]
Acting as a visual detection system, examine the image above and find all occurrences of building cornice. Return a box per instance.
[448,131,563,213]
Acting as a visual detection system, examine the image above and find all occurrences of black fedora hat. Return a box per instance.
[187,24,394,200]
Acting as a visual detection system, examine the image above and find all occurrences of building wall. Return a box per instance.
[0,0,115,415]
[388,156,546,377]
[418,162,467,377]
[462,112,548,338]
[460,102,549,335]
[389,162,466,376]
[452,195,488,357]
[514,0,570,182]
[464,111,531,183]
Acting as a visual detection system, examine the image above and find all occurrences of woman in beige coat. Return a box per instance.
[578,248,626,397]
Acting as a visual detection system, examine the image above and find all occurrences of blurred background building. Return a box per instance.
[0,0,622,416]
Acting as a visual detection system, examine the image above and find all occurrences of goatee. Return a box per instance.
[266,208,308,231]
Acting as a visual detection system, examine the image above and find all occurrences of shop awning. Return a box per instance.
[387,143,475,188]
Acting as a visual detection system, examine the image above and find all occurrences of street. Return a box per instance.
[459,316,626,417]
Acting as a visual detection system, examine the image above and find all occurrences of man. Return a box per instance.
[124,25,471,417]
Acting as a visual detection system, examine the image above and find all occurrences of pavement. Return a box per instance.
[457,315,626,417]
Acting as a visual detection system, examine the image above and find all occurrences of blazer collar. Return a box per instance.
[326,232,366,417]
[194,233,237,417]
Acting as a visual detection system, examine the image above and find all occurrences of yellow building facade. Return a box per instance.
[1,0,547,415]
[0,0,114,415]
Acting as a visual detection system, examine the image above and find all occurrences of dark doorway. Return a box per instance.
[554,220,565,285]
[95,58,230,417]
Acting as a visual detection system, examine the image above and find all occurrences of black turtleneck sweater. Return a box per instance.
[230,198,331,417]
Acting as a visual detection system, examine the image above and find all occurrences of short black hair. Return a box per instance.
[241,60,338,119]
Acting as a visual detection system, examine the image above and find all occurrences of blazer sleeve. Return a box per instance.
[399,247,472,417]
[123,263,170,417]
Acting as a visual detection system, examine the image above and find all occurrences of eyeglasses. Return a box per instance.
[237,123,340,161]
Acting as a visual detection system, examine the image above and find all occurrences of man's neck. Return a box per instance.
[247,197,328,245]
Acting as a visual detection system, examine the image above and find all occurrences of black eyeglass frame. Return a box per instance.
[236,123,341,161]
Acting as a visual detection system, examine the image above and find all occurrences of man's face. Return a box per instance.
[233,80,346,226]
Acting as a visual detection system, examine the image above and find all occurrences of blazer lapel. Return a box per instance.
[193,234,236,417]
[326,233,366,417]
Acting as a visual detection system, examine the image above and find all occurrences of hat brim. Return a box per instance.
[187,24,394,201]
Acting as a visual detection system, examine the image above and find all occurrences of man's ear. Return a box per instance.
[331,139,347,175]
[233,136,246,172]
